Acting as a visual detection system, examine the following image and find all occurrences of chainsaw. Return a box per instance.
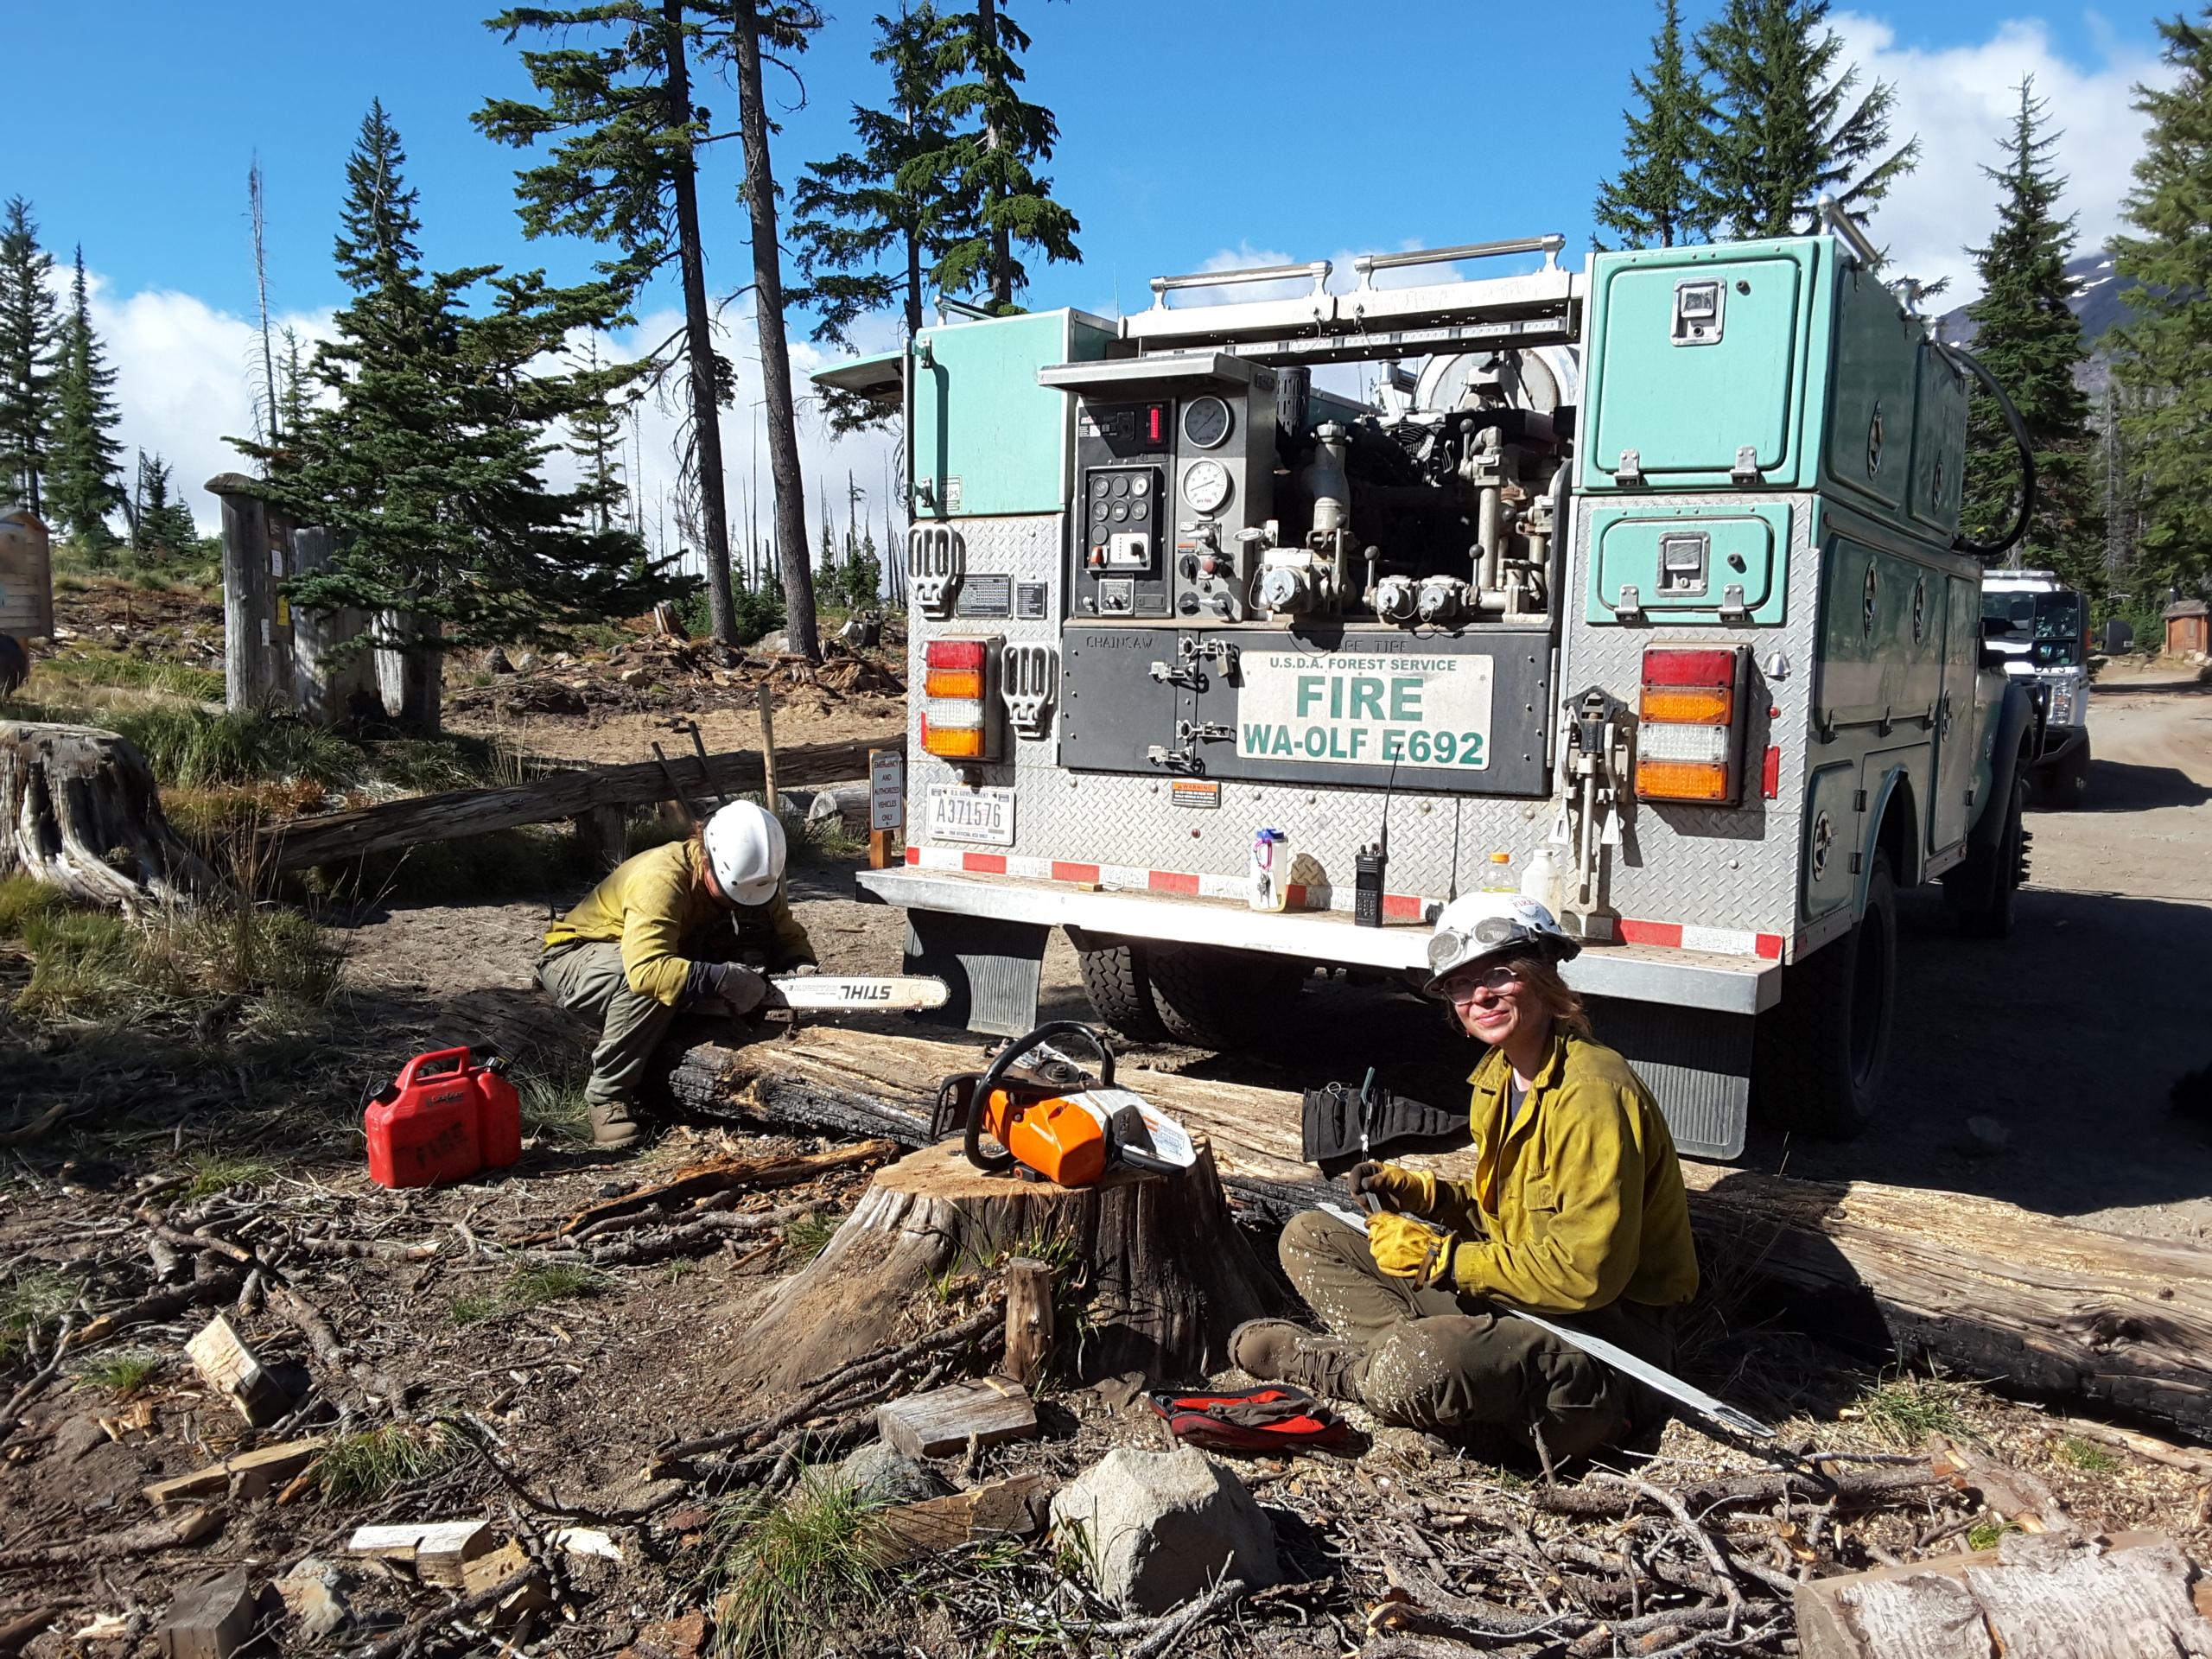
[758,974,950,1021]
[931,1020,1197,1187]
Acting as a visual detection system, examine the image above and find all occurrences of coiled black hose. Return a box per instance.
[1934,338,2037,561]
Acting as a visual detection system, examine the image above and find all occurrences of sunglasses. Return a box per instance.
[1443,966,1522,1002]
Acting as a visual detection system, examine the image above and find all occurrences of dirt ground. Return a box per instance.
[7,606,2212,1655]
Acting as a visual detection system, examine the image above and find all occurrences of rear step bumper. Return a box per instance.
[855,867,1780,1015]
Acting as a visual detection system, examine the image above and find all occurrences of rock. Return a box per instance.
[619,666,652,689]
[1958,1116,2011,1158]
[754,630,789,654]
[836,1440,951,1506]
[50,1413,110,1465]
[274,1556,359,1642]
[483,646,515,674]
[617,1611,708,1659]
[1047,1446,1280,1615]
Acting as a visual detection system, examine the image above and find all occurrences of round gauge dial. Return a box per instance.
[1183,396,1233,449]
[1183,459,1232,515]
[1129,474,1151,498]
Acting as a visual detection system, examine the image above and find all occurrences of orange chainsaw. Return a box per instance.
[931,1021,1197,1187]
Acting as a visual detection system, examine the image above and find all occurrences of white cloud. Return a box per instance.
[1833,13,2175,298]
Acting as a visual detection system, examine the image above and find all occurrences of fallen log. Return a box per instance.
[671,1025,2212,1443]
[0,722,225,907]
[254,737,899,871]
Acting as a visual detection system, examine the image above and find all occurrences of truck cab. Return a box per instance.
[1979,570,2092,807]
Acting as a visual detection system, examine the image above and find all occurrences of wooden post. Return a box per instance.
[756,679,779,812]
[288,526,373,728]
[1002,1256,1055,1388]
[572,803,628,873]
[207,474,271,713]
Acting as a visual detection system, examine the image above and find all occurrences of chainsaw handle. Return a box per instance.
[965,1021,1115,1173]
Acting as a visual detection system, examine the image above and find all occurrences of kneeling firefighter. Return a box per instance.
[535,800,817,1149]
[1232,893,1699,1464]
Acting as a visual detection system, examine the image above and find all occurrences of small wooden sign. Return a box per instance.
[868,747,905,868]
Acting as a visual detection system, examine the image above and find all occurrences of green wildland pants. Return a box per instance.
[1279,1209,1677,1464]
[534,941,684,1141]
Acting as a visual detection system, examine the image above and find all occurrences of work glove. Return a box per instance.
[1367,1212,1457,1287]
[682,959,768,1017]
[1349,1161,1437,1217]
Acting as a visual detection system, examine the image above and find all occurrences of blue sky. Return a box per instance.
[6,2,2177,537]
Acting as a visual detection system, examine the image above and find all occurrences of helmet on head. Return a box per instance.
[1421,891,1580,996]
[702,801,787,906]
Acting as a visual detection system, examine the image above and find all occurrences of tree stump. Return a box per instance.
[737,1140,1281,1392]
[0,722,224,908]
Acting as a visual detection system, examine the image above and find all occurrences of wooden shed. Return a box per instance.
[2165,598,2209,658]
[0,505,54,641]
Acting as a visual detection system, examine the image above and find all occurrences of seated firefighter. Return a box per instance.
[535,800,817,1149]
[1232,892,1699,1465]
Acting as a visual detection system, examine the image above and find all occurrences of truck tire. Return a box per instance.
[1752,853,1897,1139]
[1069,931,1170,1043]
[1145,944,1307,1052]
[1945,771,2029,939]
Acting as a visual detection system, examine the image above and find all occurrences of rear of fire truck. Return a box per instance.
[821,213,2032,1160]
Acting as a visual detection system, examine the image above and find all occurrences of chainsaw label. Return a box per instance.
[1236,653,1494,770]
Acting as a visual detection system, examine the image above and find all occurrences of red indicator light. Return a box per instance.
[925,639,987,671]
[1640,647,1738,687]
[1147,404,1164,445]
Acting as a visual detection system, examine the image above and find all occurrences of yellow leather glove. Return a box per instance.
[1367,1213,1456,1285]
[1349,1162,1437,1216]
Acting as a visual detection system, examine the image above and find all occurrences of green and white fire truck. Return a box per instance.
[817,204,2036,1157]
[1980,569,2093,808]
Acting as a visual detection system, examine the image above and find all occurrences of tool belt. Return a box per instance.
[1300,1081,1465,1174]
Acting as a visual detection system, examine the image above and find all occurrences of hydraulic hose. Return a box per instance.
[1934,339,2037,561]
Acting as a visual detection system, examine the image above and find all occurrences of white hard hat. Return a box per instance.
[702,801,787,906]
[1422,891,1579,995]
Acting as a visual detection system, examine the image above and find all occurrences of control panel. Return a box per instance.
[1065,367,1278,624]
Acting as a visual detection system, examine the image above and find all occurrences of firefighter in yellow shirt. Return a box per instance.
[536,801,817,1148]
[1233,893,1699,1464]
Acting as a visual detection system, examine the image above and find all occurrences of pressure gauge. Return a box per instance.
[1183,396,1232,449]
[1183,459,1232,514]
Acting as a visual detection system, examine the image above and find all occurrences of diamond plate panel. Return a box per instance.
[1556,492,1822,935]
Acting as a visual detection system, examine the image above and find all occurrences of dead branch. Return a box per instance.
[62,1270,242,1351]
[349,1561,540,1659]
[1527,1464,1935,1518]
[540,1139,892,1241]
[0,1504,221,1568]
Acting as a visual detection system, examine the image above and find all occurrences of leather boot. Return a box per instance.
[588,1098,643,1150]
[1229,1319,1367,1403]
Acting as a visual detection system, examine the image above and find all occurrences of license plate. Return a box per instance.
[927,785,1015,847]
[1236,651,1496,770]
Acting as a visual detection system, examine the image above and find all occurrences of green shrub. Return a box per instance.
[317,1424,464,1501]
[709,1474,888,1659]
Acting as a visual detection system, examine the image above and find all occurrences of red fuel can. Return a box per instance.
[366,1047,522,1188]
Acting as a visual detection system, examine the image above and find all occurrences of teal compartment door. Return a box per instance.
[910,311,1102,518]
[1585,249,1810,491]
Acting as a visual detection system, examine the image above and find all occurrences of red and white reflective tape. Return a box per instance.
[903,845,1783,955]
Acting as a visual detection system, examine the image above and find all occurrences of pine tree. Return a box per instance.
[2109,13,2212,598]
[0,197,62,516]
[930,0,1080,309]
[727,0,829,661]
[478,2,747,646]
[277,325,311,457]
[568,339,632,532]
[1695,0,1918,239]
[791,3,967,345]
[1595,0,1713,249]
[47,246,127,549]
[132,451,200,556]
[1958,79,2101,587]
[243,101,680,728]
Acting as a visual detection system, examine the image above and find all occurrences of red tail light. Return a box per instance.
[1636,646,1747,804]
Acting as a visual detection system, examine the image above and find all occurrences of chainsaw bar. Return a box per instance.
[767,974,950,1014]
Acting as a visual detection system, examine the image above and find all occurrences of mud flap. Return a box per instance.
[1585,996,1751,1160]
[904,910,1048,1038]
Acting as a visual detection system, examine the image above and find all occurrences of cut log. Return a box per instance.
[1795,1530,2212,1659]
[156,1569,257,1659]
[0,722,224,907]
[1003,1257,1055,1388]
[184,1313,287,1427]
[255,736,894,871]
[877,1375,1037,1459]
[872,1472,1052,1566]
[736,1139,1280,1391]
[671,1025,2212,1443]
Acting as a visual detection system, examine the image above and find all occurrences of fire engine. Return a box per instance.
[816,203,2035,1154]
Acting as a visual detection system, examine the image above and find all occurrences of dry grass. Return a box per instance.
[317,1423,465,1501]
[707,1472,890,1659]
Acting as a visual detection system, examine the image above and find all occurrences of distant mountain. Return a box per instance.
[1937,252,2141,400]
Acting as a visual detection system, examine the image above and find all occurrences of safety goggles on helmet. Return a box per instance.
[1426,915,1553,979]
